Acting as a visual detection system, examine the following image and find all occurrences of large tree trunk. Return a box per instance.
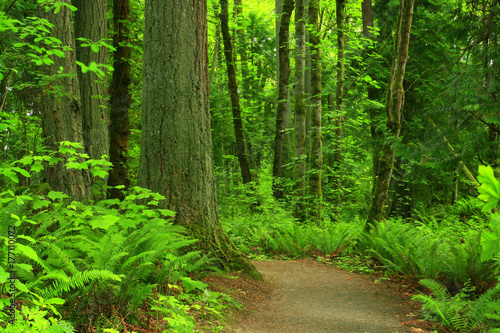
[40,1,91,201]
[139,0,260,279]
[272,0,294,200]
[74,0,109,164]
[365,0,415,230]
[308,0,322,222]
[108,0,132,200]
[293,0,307,221]
[219,0,252,184]
[330,0,346,221]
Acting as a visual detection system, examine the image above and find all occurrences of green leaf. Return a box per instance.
[159,209,176,217]
[0,267,9,284]
[180,277,207,293]
[51,49,65,57]
[65,161,88,170]
[2,168,19,183]
[42,57,54,66]
[30,161,44,173]
[48,191,69,201]
[54,3,62,14]
[90,214,120,230]
[477,165,500,212]
[91,169,108,179]
[91,44,100,53]
[44,298,65,305]
[12,167,30,178]
[15,280,29,293]
[33,200,51,210]
[16,243,40,262]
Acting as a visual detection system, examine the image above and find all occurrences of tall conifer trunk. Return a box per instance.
[219,0,252,184]
[308,0,322,222]
[138,0,260,278]
[272,0,294,200]
[108,0,132,200]
[330,0,346,221]
[365,0,415,230]
[293,0,307,220]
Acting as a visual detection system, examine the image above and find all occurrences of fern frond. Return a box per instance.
[413,294,451,326]
[40,269,122,299]
[419,278,452,302]
[468,285,500,330]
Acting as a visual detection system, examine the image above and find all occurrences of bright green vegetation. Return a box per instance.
[1,0,500,332]
[220,165,500,332]
[0,150,236,332]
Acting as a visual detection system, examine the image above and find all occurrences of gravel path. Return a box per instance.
[236,259,414,333]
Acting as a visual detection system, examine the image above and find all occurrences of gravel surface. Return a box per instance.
[236,259,414,333]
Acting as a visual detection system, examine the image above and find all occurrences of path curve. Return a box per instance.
[236,259,414,333]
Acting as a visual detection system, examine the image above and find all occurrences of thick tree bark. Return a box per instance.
[108,0,132,200]
[293,0,307,221]
[330,0,346,221]
[365,0,415,230]
[272,0,294,200]
[308,0,322,222]
[40,1,91,201]
[139,0,260,279]
[219,0,252,184]
[74,0,109,166]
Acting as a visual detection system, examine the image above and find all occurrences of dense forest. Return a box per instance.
[0,0,500,332]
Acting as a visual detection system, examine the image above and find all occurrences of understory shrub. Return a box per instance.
[357,218,498,291]
[0,145,224,332]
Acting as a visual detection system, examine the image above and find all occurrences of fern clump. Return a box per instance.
[413,278,500,332]
[0,185,220,332]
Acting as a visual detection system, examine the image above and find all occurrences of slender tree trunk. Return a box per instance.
[272,0,294,200]
[233,0,249,96]
[308,0,322,222]
[138,0,260,279]
[365,0,415,230]
[293,0,307,221]
[40,1,91,201]
[219,0,252,184]
[330,0,346,221]
[429,118,479,186]
[362,0,383,192]
[276,0,283,81]
[108,0,132,200]
[74,0,109,169]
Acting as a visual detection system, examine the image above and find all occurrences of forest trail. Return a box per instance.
[234,259,418,333]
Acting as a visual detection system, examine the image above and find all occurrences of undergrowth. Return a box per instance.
[0,143,237,332]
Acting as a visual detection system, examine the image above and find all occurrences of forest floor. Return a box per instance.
[202,259,445,333]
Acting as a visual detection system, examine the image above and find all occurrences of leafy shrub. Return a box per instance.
[0,146,222,332]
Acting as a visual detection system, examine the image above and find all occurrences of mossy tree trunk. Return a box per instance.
[138,0,261,279]
[293,0,307,221]
[272,0,294,200]
[365,0,415,231]
[40,1,91,201]
[74,0,109,192]
[330,0,346,221]
[108,0,132,200]
[308,0,322,222]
